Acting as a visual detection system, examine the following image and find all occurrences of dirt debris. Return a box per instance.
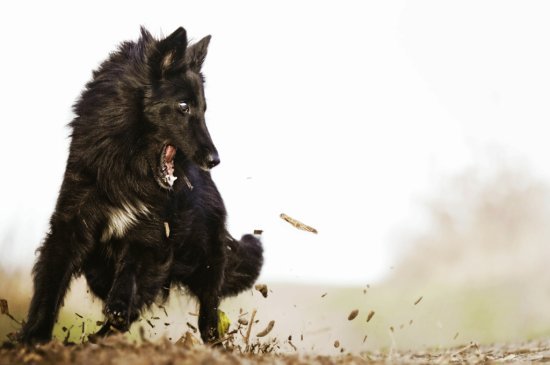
[0,300,8,315]
[256,321,275,337]
[0,299,22,325]
[287,340,297,351]
[3,337,550,364]
[157,304,168,317]
[244,309,257,346]
[254,284,268,298]
[279,213,318,234]
[175,331,200,349]
[347,310,359,321]
[366,311,375,322]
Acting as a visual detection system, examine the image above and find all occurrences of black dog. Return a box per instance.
[20,26,263,345]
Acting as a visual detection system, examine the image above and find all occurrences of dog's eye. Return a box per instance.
[178,102,190,114]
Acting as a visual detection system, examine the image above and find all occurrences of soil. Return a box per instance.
[2,336,550,365]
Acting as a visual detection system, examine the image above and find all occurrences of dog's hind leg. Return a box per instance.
[220,234,263,298]
[197,290,221,345]
[186,245,225,345]
[20,222,93,344]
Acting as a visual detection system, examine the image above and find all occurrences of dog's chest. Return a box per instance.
[100,201,151,242]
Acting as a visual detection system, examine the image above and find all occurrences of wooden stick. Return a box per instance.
[244,309,257,347]
[280,213,318,234]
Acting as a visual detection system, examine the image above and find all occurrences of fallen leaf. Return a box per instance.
[217,310,231,337]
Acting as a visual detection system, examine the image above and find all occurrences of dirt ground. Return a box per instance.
[2,335,550,365]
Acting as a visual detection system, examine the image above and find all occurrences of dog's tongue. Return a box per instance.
[165,145,176,162]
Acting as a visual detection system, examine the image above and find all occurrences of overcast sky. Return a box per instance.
[1,1,549,284]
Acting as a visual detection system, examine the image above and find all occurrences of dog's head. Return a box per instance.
[142,27,218,189]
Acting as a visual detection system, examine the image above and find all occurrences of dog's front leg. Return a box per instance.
[103,249,139,332]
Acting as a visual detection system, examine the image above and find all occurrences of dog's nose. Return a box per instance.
[206,152,220,169]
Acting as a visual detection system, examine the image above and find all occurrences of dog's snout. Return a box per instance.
[206,152,220,169]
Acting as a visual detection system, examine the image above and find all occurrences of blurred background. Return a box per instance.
[1,0,550,354]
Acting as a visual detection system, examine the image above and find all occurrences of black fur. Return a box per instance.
[19,26,263,345]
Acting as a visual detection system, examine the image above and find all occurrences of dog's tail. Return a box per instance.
[221,233,263,297]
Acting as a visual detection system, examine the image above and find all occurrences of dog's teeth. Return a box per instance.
[166,175,177,187]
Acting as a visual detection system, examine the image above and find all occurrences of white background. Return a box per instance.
[1,1,549,284]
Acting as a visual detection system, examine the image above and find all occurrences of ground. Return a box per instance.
[2,336,550,365]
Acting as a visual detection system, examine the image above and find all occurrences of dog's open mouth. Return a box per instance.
[159,144,177,188]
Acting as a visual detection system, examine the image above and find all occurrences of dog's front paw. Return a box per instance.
[104,302,130,331]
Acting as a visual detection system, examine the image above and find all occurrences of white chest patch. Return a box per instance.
[101,201,150,242]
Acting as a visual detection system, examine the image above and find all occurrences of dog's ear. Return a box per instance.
[151,27,188,79]
[184,35,211,72]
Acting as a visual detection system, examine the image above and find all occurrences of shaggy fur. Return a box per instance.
[20,26,263,345]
